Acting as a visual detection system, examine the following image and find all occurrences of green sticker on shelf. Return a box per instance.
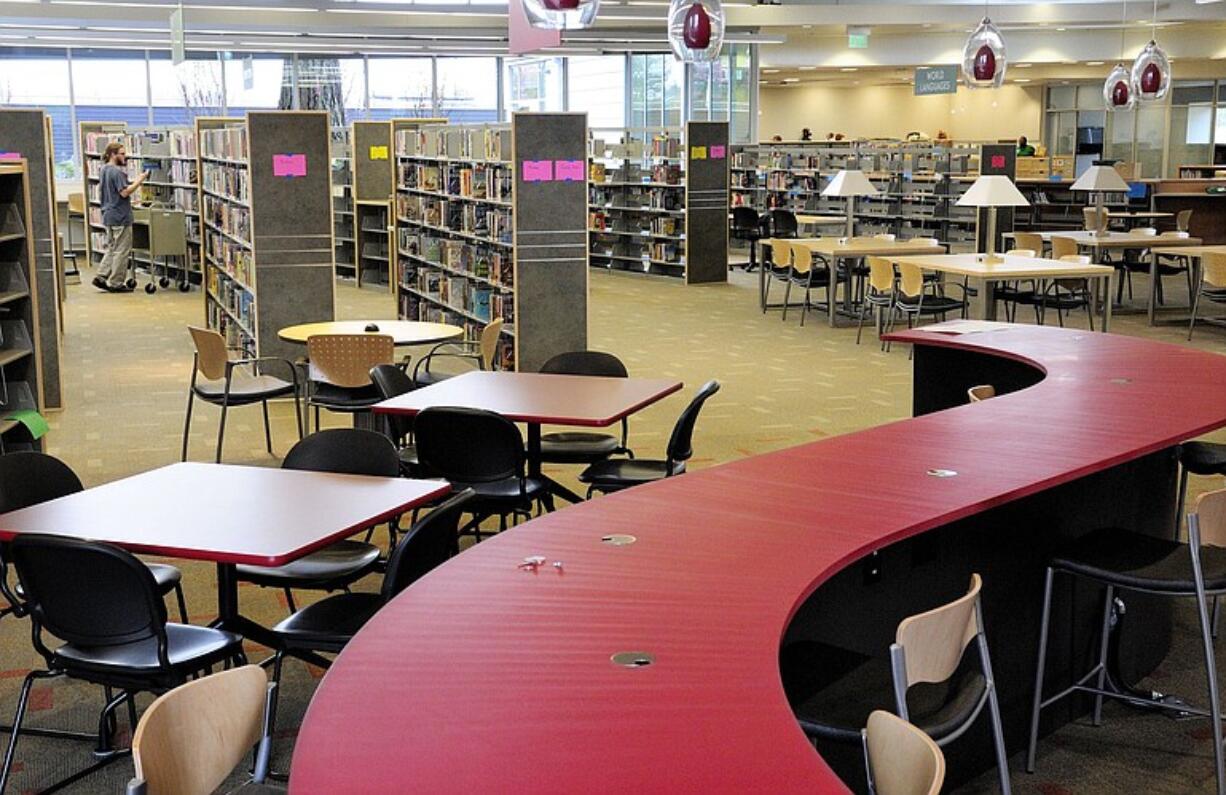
[3,409,48,440]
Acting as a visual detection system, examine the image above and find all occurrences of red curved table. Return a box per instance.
[289,325,1226,793]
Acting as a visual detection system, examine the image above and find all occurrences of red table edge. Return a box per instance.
[0,482,452,569]
[372,378,686,428]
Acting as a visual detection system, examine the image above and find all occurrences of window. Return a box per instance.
[503,57,563,114]
[1169,81,1215,172]
[437,57,498,122]
[629,54,683,129]
[0,49,74,178]
[368,57,434,118]
[567,55,625,128]
[149,53,224,126]
[294,57,364,127]
[223,54,288,112]
[686,45,754,142]
[70,51,150,129]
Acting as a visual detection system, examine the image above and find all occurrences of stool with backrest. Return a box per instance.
[862,710,945,795]
[730,206,766,271]
[233,429,392,613]
[369,363,422,477]
[1026,487,1226,793]
[306,333,393,432]
[579,380,720,496]
[182,327,302,463]
[265,490,474,738]
[539,352,635,466]
[856,256,896,348]
[0,451,188,623]
[412,319,504,388]
[1189,252,1226,341]
[414,408,550,540]
[126,665,278,795]
[1,535,246,792]
[787,574,1010,794]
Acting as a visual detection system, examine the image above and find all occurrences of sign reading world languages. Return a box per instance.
[914,65,959,96]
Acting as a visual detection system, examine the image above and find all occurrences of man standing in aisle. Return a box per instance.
[93,142,148,293]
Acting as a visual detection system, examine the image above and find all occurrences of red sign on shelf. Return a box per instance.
[522,160,554,182]
[273,153,307,178]
[555,160,585,181]
[990,155,1006,169]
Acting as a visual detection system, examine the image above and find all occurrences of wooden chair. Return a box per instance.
[1176,208,1193,233]
[856,256,896,348]
[884,261,967,350]
[1152,231,1195,306]
[306,333,394,431]
[780,240,831,327]
[862,710,945,795]
[412,319,505,387]
[997,244,1039,322]
[1189,252,1226,341]
[1034,255,1095,330]
[967,385,996,403]
[127,666,277,795]
[182,326,303,463]
[1082,206,1107,233]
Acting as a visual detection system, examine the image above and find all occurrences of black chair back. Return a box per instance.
[414,407,524,484]
[282,429,400,478]
[769,210,799,239]
[0,452,83,513]
[540,351,628,379]
[667,380,721,466]
[370,364,416,442]
[731,207,761,238]
[382,489,475,602]
[11,534,166,650]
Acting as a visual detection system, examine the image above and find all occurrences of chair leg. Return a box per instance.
[1214,596,1221,641]
[977,627,1013,795]
[283,588,297,614]
[0,670,52,792]
[262,400,273,455]
[266,651,286,745]
[1092,585,1114,727]
[181,391,195,462]
[1190,285,1204,341]
[855,299,869,345]
[173,582,189,623]
[215,400,230,464]
[782,279,792,322]
[1195,582,1226,795]
[1026,567,1056,773]
[1176,466,1191,540]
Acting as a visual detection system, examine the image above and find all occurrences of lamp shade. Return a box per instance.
[667,0,724,62]
[1071,164,1130,193]
[956,175,1030,207]
[523,0,600,30]
[962,17,1007,89]
[821,169,880,198]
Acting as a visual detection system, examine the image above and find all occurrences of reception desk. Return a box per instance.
[289,325,1226,793]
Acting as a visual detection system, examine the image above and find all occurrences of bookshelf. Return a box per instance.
[331,128,355,281]
[0,109,63,410]
[0,161,45,449]
[588,123,728,283]
[393,114,587,372]
[197,111,334,362]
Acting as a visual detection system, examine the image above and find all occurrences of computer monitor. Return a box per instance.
[1126,182,1148,201]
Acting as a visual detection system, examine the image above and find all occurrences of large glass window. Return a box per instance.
[437,57,498,122]
[368,57,434,118]
[629,53,683,129]
[567,55,625,128]
[70,51,150,128]
[0,49,74,178]
[223,54,288,112]
[149,53,224,126]
[1135,105,1167,180]
[503,57,563,114]
[686,45,753,142]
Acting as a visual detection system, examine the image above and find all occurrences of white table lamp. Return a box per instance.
[821,170,880,239]
[956,175,1030,261]
[1071,165,1130,235]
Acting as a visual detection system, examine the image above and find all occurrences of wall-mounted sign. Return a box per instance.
[914,65,959,96]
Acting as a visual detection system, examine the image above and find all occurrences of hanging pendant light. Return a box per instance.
[961,17,1006,89]
[523,0,600,30]
[1104,1,1135,110]
[1130,0,1171,102]
[668,0,724,62]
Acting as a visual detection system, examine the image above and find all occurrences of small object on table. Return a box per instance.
[365,323,380,333]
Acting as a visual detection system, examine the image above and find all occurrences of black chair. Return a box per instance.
[731,207,767,271]
[0,452,188,623]
[414,407,551,540]
[370,363,422,477]
[2,535,245,792]
[539,352,634,466]
[768,208,799,239]
[579,380,720,496]
[234,430,393,612]
[266,489,475,733]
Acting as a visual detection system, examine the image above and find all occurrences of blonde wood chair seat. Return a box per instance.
[862,710,945,795]
[967,385,996,402]
[412,319,506,387]
[306,333,394,430]
[1189,251,1226,341]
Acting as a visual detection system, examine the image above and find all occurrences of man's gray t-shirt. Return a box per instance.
[100,164,133,227]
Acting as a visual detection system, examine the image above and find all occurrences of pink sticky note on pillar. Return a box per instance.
[555,160,585,181]
[523,160,553,182]
[0,152,21,162]
[709,145,726,160]
[273,154,307,178]
[990,155,1006,169]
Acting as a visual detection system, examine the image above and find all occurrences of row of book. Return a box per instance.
[200,126,249,162]
[590,185,683,212]
[168,129,197,159]
[398,229,513,288]
[590,241,683,265]
[395,125,511,163]
[203,194,252,246]
[201,162,250,205]
[84,131,124,157]
[205,232,255,288]
[396,194,512,245]
[168,160,196,188]
[205,290,255,357]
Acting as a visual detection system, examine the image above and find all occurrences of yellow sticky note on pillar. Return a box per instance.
[690,146,707,160]
[369,145,390,161]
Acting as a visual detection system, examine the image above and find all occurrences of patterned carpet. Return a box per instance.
[1,261,1223,793]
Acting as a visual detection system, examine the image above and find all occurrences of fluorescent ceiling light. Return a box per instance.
[1085,61,1104,66]
[840,67,857,72]
[782,78,799,83]
[799,66,816,70]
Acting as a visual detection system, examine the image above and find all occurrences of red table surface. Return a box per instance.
[290,326,1226,794]
[0,463,450,567]
[373,371,684,427]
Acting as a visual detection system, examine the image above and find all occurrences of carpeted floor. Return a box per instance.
[3,260,1225,793]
